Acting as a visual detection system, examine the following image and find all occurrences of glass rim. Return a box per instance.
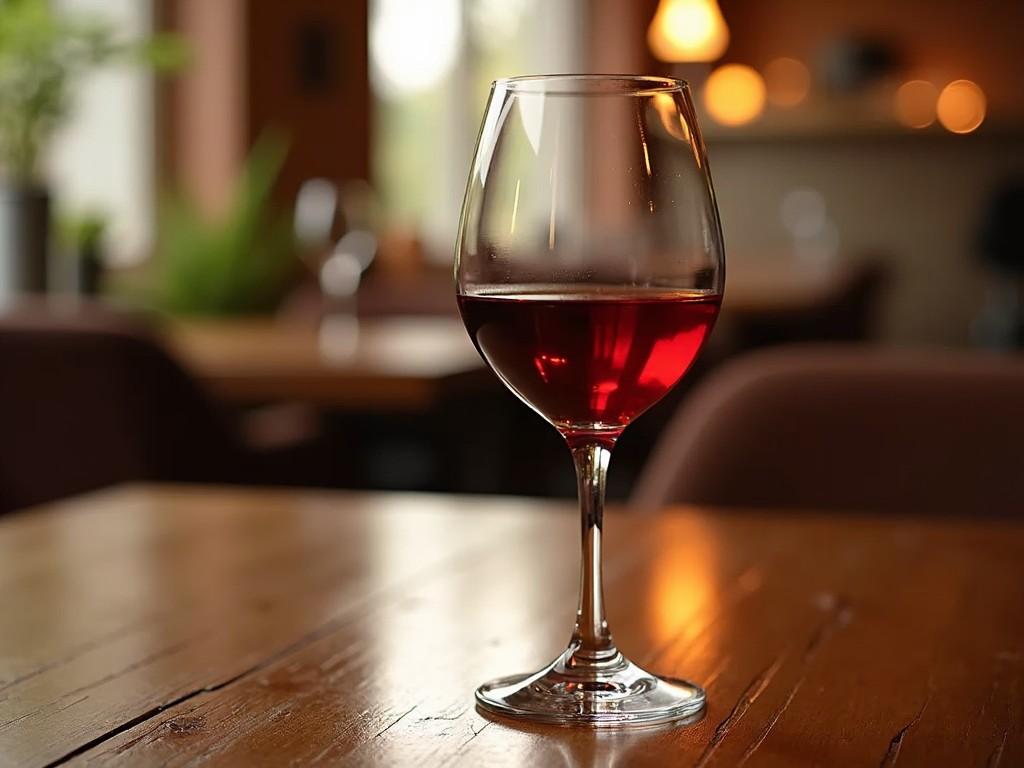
[493,74,691,96]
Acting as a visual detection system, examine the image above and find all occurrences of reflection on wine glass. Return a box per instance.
[456,75,725,727]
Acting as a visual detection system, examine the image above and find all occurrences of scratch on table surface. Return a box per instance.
[444,719,493,765]
[54,695,89,714]
[879,696,929,768]
[986,728,1008,768]
[0,709,37,731]
[736,597,853,766]
[989,652,1020,768]
[40,662,269,767]
[0,620,150,695]
[44,638,193,705]
[454,718,493,750]
[304,706,395,765]
[736,676,805,767]
[469,719,492,738]
[700,656,731,694]
[419,706,470,723]
[112,706,202,756]
[693,655,785,768]
[373,705,417,739]
[403,718,494,768]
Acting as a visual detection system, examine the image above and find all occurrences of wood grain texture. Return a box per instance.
[165,317,484,409]
[0,485,1021,766]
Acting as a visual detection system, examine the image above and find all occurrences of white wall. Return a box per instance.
[710,135,1024,345]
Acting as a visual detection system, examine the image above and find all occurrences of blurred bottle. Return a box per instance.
[288,177,381,322]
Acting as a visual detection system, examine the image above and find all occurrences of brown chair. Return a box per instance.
[632,345,1024,516]
[0,302,327,514]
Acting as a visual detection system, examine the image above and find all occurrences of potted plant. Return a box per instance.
[0,0,183,300]
[150,132,297,316]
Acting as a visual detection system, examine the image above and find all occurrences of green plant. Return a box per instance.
[58,210,106,251]
[0,0,186,181]
[151,133,297,316]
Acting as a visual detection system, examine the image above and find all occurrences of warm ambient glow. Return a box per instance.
[894,80,938,129]
[937,79,986,134]
[704,64,766,127]
[645,517,722,656]
[647,0,729,63]
[764,57,811,107]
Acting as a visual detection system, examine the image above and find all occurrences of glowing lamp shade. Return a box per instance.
[704,64,766,127]
[894,80,938,129]
[647,0,730,63]
[937,80,986,134]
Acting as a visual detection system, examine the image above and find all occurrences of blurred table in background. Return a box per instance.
[720,258,887,348]
[165,260,878,408]
[1,485,1021,766]
[723,259,871,313]
[166,315,484,411]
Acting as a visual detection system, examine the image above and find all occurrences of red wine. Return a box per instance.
[458,289,720,438]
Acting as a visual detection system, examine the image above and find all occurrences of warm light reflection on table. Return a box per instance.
[644,516,722,656]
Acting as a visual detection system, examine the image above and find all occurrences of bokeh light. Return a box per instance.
[781,187,827,239]
[894,80,939,129]
[764,57,811,107]
[370,0,461,97]
[467,0,530,51]
[936,79,986,134]
[647,0,730,63]
[704,64,766,127]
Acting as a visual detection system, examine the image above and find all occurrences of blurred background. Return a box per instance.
[1,0,1022,513]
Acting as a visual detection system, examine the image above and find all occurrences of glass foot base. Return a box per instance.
[475,646,705,727]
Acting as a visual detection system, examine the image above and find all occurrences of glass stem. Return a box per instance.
[568,439,619,664]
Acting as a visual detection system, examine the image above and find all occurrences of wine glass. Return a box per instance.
[455,75,724,727]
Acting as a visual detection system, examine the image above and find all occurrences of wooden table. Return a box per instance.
[2,486,1021,766]
[166,316,484,410]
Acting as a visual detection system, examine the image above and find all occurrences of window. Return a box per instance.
[370,0,583,262]
[48,0,155,266]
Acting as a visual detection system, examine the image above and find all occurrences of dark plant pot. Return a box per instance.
[77,242,104,296]
[0,182,50,301]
